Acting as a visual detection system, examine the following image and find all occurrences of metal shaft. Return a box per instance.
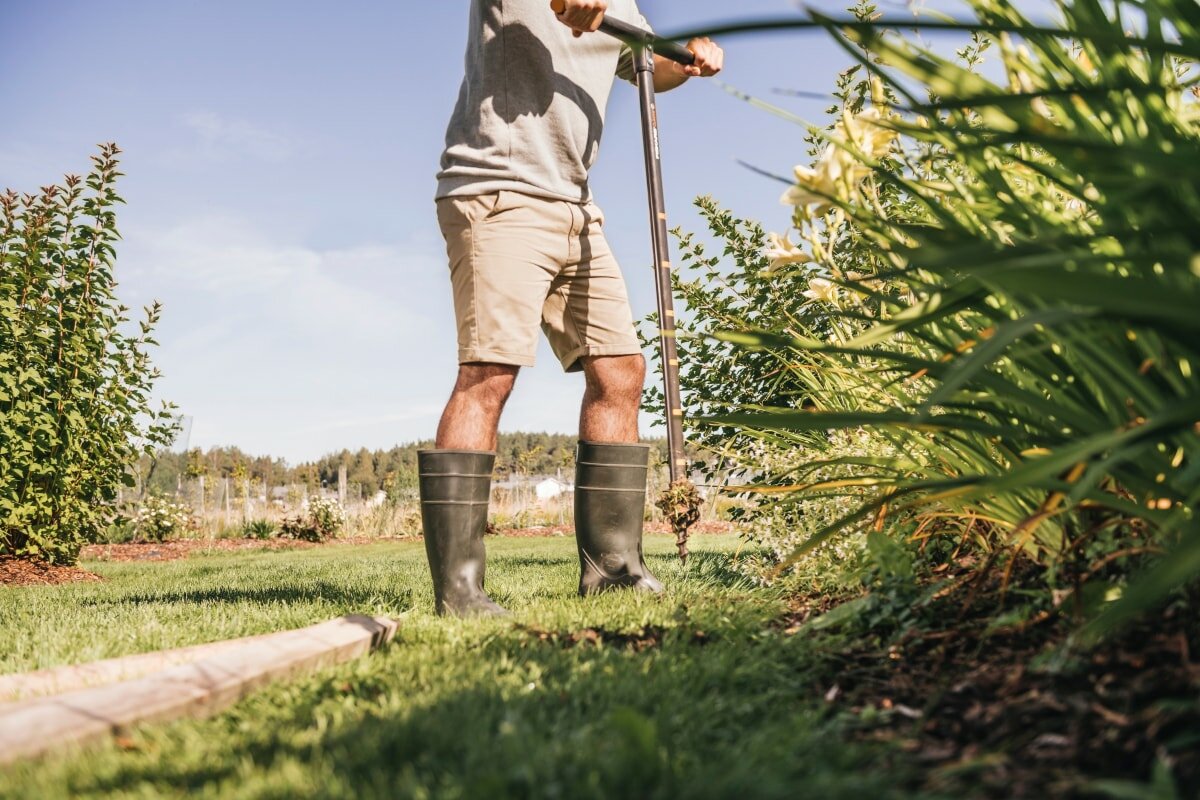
[632,46,686,484]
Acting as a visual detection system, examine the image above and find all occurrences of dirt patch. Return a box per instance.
[517,623,714,652]
[518,624,668,652]
[789,576,1200,797]
[0,555,103,587]
[774,592,845,635]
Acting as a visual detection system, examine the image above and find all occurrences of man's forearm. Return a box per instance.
[653,57,690,92]
[651,38,723,91]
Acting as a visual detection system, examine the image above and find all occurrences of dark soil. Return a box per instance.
[0,555,103,587]
[517,623,668,652]
[515,623,713,653]
[789,571,1200,798]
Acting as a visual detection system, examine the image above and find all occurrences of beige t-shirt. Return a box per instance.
[436,0,650,204]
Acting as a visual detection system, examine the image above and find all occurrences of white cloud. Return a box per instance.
[112,214,461,461]
[178,110,295,162]
[122,214,432,340]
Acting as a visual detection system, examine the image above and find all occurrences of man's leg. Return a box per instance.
[578,354,645,443]
[573,353,662,594]
[421,363,517,617]
[436,363,519,450]
[424,192,561,616]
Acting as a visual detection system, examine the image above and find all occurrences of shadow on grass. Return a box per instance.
[496,555,574,568]
[54,608,907,800]
[498,550,760,592]
[79,581,415,612]
[77,550,758,621]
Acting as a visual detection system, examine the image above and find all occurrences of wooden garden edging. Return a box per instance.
[0,631,285,703]
[0,614,397,765]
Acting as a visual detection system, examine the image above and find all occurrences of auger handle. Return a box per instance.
[597,16,696,65]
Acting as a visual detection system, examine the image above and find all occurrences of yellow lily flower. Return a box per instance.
[764,232,814,271]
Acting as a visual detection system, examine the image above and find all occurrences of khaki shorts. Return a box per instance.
[435,190,642,373]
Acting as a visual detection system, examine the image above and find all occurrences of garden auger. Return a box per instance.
[598,16,701,563]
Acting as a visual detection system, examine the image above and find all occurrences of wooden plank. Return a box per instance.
[0,632,283,703]
[0,614,397,765]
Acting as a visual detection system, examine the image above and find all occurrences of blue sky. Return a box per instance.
[1,0,925,463]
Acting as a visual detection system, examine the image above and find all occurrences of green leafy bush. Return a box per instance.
[0,144,176,563]
[665,0,1198,633]
[280,496,345,542]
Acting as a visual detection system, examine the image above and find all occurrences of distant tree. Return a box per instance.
[153,433,679,499]
[516,445,545,477]
[348,448,377,496]
[184,448,208,479]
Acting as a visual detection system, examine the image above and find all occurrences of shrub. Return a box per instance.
[0,144,176,563]
[135,494,192,542]
[280,496,345,542]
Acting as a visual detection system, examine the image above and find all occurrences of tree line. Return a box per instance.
[140,433,670,497]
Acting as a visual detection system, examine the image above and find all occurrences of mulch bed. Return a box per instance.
[786,568,1200,797]
[0,555,103,587]
[81,538,318,563]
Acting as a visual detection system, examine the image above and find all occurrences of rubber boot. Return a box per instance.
[418,449,507,617]
[574,441,664,596]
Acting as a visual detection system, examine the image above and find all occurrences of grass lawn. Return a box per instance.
[0,534,923,799]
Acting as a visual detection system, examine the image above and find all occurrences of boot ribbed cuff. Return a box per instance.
[575,442,649,493]
[418,450,494,506]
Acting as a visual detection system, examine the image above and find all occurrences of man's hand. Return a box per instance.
[654,38,723,92]
[675,37,723,78]
[550,0,608,38]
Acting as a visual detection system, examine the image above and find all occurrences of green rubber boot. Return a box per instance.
[418,450,507,617]
[574,441,664,596]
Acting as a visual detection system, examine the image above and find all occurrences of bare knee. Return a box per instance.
[452,363,519,413]
[583,354,646,403]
